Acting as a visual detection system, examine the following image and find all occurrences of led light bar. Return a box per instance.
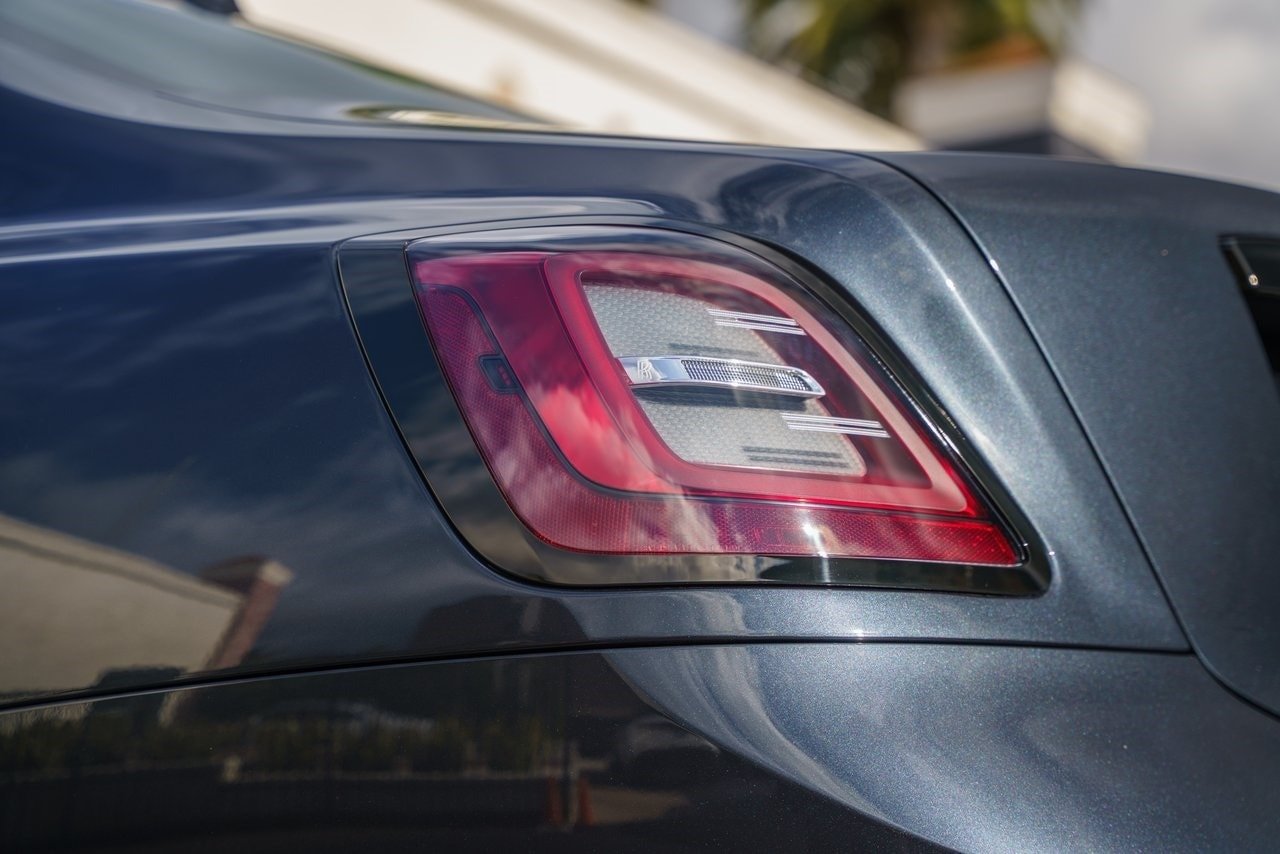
[781,413,891,438]
[706,307,807,335]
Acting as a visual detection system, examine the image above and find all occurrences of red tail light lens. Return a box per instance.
[409,231,1019,570]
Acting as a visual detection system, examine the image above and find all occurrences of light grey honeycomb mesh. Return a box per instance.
[584,283,866,477]
[681,359,812,393]
[637,397,866,475]
[584,284,774,360]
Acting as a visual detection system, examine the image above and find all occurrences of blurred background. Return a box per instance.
[110,0,1249,188]
[224,0,1280,191]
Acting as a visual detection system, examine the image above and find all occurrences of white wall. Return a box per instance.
[0,515,240,695]
[237,0,919,150]
[1071,0,1280,189]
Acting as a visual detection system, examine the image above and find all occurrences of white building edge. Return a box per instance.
[237,0,921,151]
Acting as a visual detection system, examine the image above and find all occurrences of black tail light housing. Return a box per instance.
[341,225,1033,592]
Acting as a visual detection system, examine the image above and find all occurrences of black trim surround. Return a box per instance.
[339,222,1046,595]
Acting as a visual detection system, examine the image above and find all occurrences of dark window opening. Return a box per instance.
[1224,238,1280,388]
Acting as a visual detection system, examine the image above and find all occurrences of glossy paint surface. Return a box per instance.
[0,646,935,852]
[0,78,1187,705]
[4,644,1279,852]
[881,152,1280,715]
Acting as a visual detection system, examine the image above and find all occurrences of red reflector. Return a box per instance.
[411,241,1018,567]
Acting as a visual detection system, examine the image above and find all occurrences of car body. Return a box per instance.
[2,1,1279,851]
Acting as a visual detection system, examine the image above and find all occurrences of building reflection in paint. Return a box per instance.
[0,513,292,702]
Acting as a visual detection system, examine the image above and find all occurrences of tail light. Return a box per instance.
[406,227,1021,582]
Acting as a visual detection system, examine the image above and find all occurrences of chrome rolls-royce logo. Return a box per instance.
[635,357,661,383]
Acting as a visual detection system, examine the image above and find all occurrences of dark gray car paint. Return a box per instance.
[0,151,1186,706]
[4,643,1277,852]
[612,642,1280,852]
[879,152,1280,716]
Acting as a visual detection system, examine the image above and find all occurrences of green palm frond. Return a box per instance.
[745,0,1080,116]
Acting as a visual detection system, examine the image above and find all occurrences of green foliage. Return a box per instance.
[407,716,471,773]
[743,0,1079,117]
[0,719,76,772]
[1,712,554,777]
[480,716,550,772]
